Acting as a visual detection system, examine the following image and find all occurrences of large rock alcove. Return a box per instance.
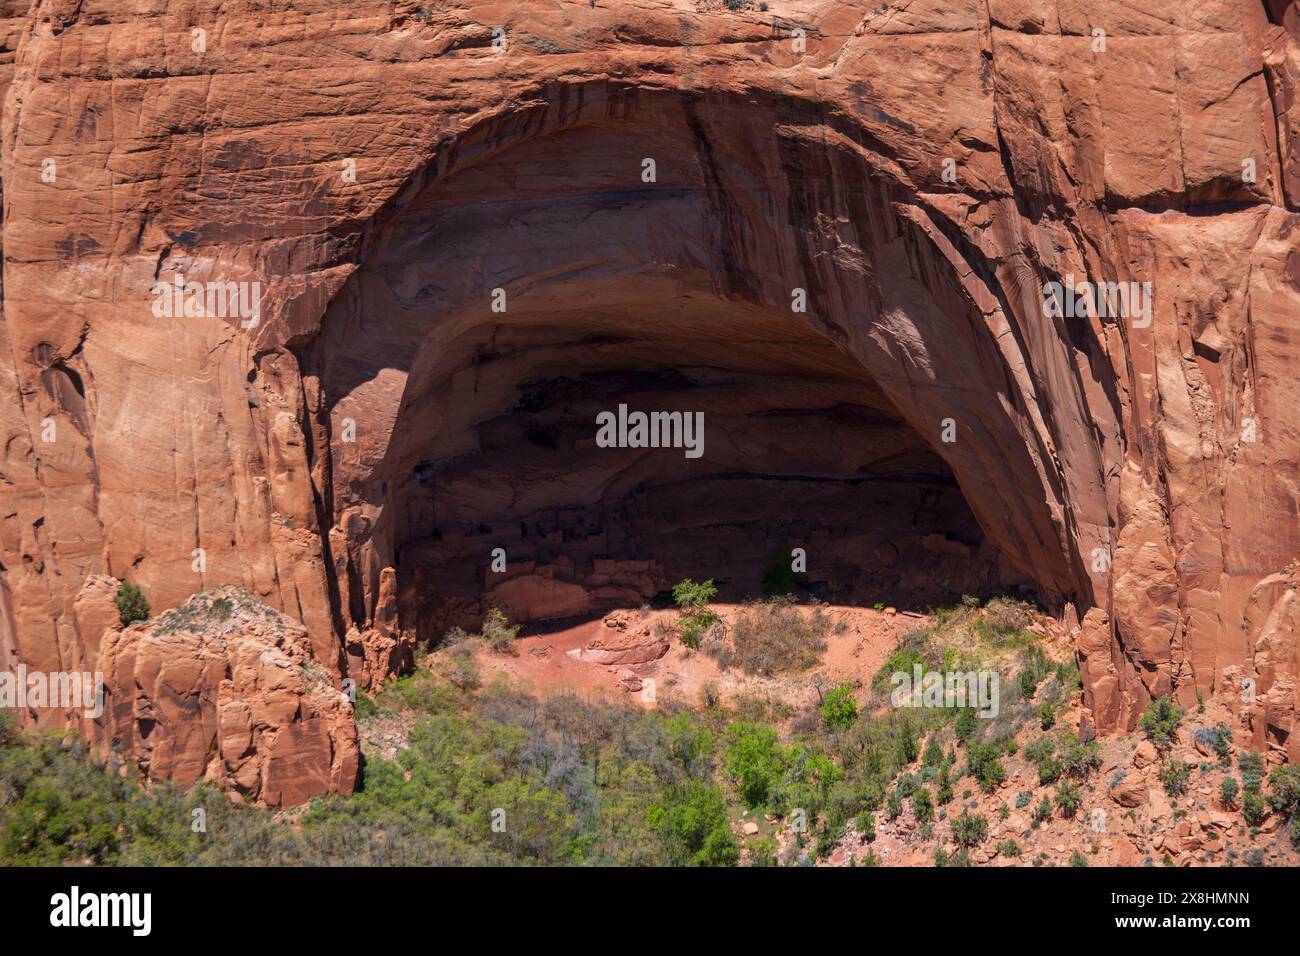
[295,86,1062,658]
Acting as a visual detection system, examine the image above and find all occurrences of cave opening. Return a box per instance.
[299,85,1040,650]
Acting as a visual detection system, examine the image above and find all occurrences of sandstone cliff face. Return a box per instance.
[1,0,1299,801]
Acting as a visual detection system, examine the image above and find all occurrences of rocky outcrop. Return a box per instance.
[78,581,358,806]
[1,0,1299,794]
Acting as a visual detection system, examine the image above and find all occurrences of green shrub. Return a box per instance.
[1139,696,1182,746]
[724,723,785,810]
[1267,765,1300,818]
[1023,735,1055,765]
[996,837,1021,857]
[1055,779,1081,817]
[935,766,953,805]
[1158,758,1190,797]
[966,741,1006,794]
[1219,777,1239,808]
[886,788,904,821]
[1242,789,1269,827]
[1037,757,1062,786]
[673,578,720,650]
[1039,703,1056,730]
[1069,850,1088,867]
[1238,751,1265,792]
[951,810,988,847]
[820,684,858,731]
[481,607,520,655]
[1031,795,1053,826]
[1057,733,1101,778]
[114,581,150,626]
[912,786,934,824]
[953,709,979,743]
[650,782,739,867]
[922,736,944,768]
[856,811,876,842]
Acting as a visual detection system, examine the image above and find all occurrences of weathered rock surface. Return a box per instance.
[1,0,1299,800]
[81,581,358,806]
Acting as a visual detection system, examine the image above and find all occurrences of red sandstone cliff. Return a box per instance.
[1,0,1299,801]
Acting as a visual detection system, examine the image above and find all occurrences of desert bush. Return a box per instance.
[1037,757,1062,786]
[1031,795,1053,826]
[820,683,858,731]
[935,766,953,805]
[951,810,988,847]
[710,598,829,675]
[114,580,150,626]
[953,708,979,743]
[922,736,944,768]
[1055,779,1082,817]
[965,741,1006,794]
[672,578,720,649]
[856,811,876,841]
[1038,702,1056,730]
[1267,764,1300,818]
[481,607,520,655]
[1219,777,1239,808]
[1242,789,1269,827]
[1194,723,1233,761]
[1057,733,1101,778]
[1017,645,1051,698]
[912,786,934,824]
[1238,750,1265,792]
[1159,758,1190,797]
[873,628,940,691]
[1139,696,1182,746]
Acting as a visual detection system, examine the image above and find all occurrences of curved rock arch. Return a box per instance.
[283,80,1114,680]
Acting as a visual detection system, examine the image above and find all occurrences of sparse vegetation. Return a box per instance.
[1139,696,1182,747]
[1055,779,1081,817]
[672,578,720,649]
[481,607,520,655]
[709,598,830,675]
[1158,758,1190,797]
[114,580,150,626]
[951,810,988,847]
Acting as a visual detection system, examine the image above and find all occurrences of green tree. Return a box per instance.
[912,785,934,824]
[649,782,739,867]
[114,580,150,626]
[724,723,785,810]
[672,578,720,649]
